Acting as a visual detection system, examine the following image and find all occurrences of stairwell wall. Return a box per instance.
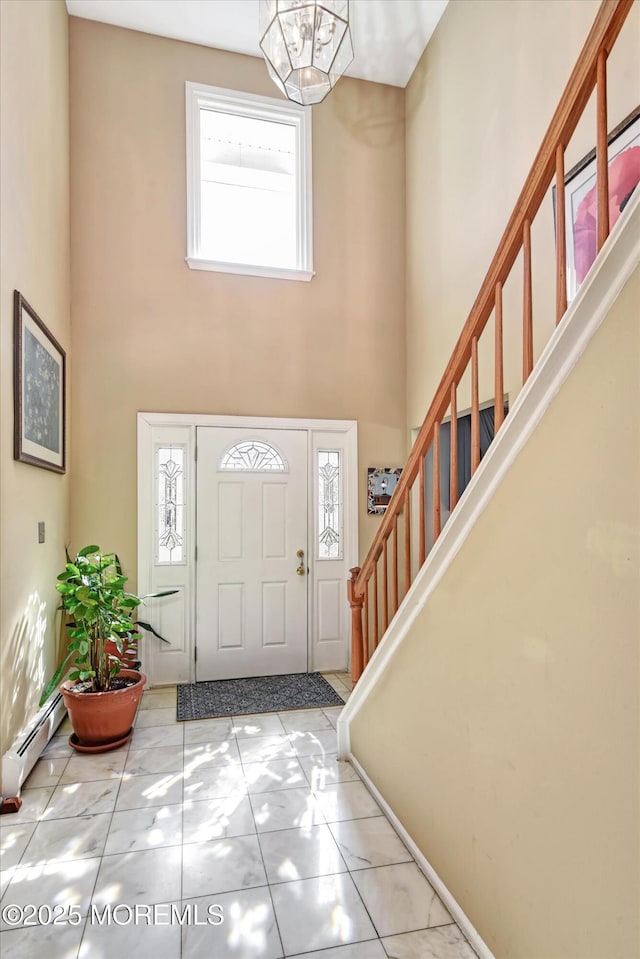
[350,265,640,959]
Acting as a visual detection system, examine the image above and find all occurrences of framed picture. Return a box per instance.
[556,104,639,301]
[367,467,402,515]
[14,291,66,473]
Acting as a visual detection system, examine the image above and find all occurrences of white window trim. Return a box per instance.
[185,81,314,282]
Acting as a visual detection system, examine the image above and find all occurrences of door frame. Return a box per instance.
[137,412,359,687]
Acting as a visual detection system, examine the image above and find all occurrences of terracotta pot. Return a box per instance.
[60,669,147,749]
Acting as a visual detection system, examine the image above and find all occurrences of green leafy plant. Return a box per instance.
[40,545,175,704]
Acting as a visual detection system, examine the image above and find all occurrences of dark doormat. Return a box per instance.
[177,672,344,721]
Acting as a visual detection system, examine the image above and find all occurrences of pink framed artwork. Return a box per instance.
[559,105,639,301]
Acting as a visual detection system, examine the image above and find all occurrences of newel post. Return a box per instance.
[348,567,365,684]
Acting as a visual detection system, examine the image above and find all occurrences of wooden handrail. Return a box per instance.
[351,0,632,602]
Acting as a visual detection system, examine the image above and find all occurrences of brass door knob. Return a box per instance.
[296,549,307,575]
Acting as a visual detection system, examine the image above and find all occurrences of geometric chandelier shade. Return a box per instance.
[259,0,354,106]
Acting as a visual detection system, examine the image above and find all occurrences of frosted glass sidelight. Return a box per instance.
[318,450,342,560]
[157,446,185,564]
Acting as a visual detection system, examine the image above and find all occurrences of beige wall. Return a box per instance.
[0,0,70,767]
[405,0,640,428]
[68,18,406,579]
[351,266,640,959]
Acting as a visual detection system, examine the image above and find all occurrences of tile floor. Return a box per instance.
[0,672,477,959]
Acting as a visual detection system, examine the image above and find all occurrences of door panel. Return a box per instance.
[218,583,245,649]
[262,581,287,646]
[262,485,287,558]
[196,427,308,680]
[318,579,342,643]
[218,483,244,559]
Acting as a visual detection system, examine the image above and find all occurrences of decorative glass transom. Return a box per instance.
[156,446,185,564]
[220,440,287,472]
[318,450,342,560]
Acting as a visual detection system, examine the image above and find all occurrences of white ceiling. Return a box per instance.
[65,0,448,88]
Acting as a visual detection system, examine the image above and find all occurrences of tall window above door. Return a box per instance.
[185,82,313,282]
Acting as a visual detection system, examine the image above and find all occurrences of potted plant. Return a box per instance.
[40,545,175,752]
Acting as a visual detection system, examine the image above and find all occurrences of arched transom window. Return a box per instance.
[219,440,287,473]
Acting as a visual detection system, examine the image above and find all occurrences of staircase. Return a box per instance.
[347,0,636,682]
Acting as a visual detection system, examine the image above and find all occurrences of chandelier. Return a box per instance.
[259,1,354,107]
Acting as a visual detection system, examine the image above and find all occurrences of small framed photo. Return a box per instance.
[558,104,639,301]
[14,291,66,473]
[367,467,402,515]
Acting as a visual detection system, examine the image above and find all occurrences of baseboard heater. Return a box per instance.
[1,693,67,798]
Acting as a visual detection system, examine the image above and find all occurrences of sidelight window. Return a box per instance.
[156,446,186,564]
[317,449,342,560]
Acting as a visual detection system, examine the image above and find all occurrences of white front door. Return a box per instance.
[196,427,308,681]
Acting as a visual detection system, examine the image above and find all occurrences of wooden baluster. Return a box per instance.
[347,567,364,683]
[392,514,399,617]
[555,145,567,325]
[362,579,369,667]
[494,282,505,432]
[404,491,411,595]
[450,383,458,510]
[471,337,480,473]
[372,559,379,649]
[433,422,441,541]
[523,218,533,382]
[382,540,389,632]
[418,456,426,567]
[596,49,610,252]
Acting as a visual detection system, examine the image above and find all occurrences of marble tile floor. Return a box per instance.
[0,672,477,959]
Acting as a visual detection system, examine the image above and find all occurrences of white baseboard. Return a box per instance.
[348,751,496,959]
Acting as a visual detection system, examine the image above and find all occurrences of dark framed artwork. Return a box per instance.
[554,104,639,301]
[367,467,402,515]
[14,291,66,473]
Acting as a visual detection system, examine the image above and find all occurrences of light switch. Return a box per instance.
[38,521,45,544]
